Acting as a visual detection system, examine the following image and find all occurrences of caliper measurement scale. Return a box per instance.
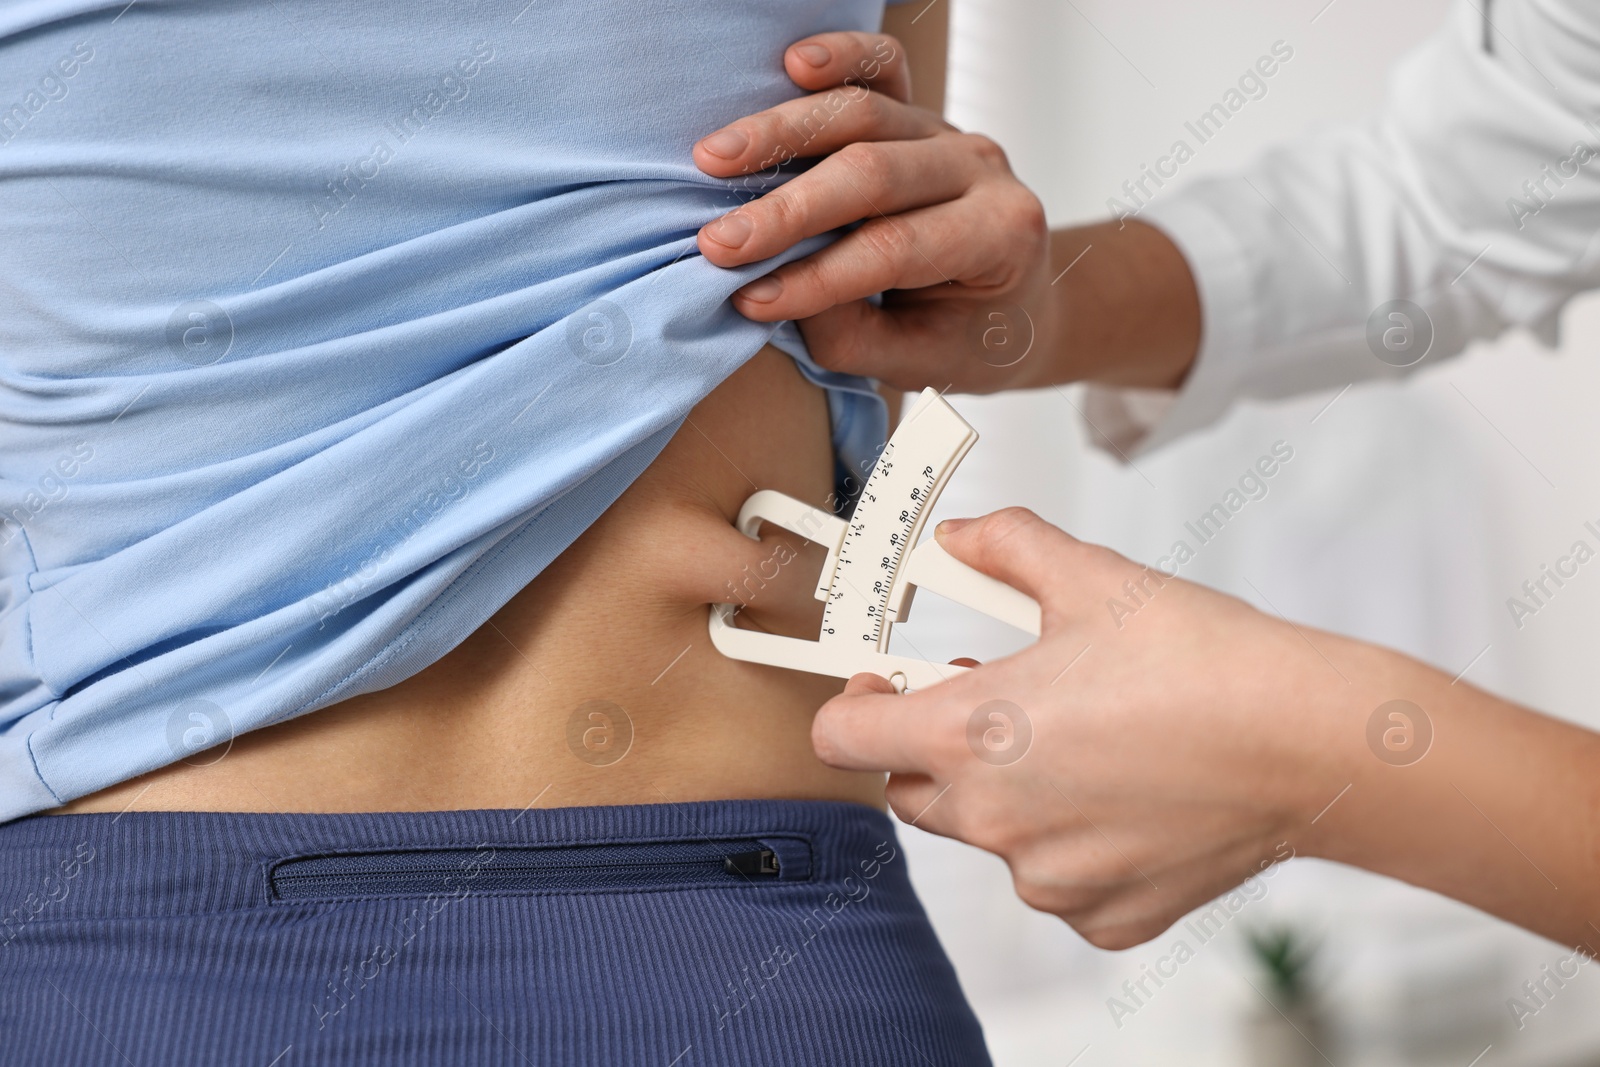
[823,398,973,651]
[709,388,1041,691]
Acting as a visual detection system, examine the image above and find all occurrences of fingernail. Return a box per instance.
[936,518,974,536]
[705,212,753,248]
[794,43,831,67]
[700,128,749,159]
[739,276,783,303]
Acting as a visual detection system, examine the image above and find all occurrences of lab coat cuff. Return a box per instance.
[1082,193,1258,458]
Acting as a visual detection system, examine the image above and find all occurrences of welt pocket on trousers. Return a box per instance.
[267,837,813,902]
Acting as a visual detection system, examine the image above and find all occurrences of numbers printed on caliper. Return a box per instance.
[819,395,976,652]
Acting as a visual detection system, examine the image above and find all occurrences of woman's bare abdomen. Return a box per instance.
[58,347,884,815]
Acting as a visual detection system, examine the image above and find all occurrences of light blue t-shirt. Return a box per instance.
[0,0,898,820]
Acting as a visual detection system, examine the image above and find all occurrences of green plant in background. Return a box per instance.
[1245,925,1321,1010]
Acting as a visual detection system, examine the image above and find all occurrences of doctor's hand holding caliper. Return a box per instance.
[692,0,1600,951]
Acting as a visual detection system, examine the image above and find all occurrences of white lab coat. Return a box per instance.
[1089,0,1600,454]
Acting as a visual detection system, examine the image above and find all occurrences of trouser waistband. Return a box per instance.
[0,799,900,922]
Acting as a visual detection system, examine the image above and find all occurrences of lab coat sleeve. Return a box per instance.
[1085,0,1600,456]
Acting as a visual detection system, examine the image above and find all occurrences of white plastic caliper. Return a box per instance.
[708,388,1041,692]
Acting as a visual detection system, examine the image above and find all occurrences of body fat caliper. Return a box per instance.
[709,388,1042,692]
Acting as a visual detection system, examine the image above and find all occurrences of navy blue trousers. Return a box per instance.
[0,800,990,1065]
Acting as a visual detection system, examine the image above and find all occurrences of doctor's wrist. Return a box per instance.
[1290,640,1600,946]
[1040,219,1200,392]
[1284,637,1430,855]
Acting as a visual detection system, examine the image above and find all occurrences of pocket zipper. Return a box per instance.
[270,839,793,901]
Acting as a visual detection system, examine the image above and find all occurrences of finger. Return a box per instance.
[795,299,962,391]
[698,137,981,268]
[798,298,1033,395]
[1034,837,1279,950]
[811,677,938,774]
[949,657,982,669]
[882,773,949,829]
[797,299,942,388]
[728,191,1023,320]
[933,508,1087,611]
[693,88,942,179]
[782,32,912,103]
[842,671,897,697]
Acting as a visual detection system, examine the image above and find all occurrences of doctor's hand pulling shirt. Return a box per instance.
[699,0,1600,438]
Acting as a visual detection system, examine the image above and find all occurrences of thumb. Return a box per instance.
[933,507,1080,610]
[798,301,938,392]
[812,673,939,774]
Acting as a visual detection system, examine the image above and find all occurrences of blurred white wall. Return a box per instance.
[891,1,1600,1063]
